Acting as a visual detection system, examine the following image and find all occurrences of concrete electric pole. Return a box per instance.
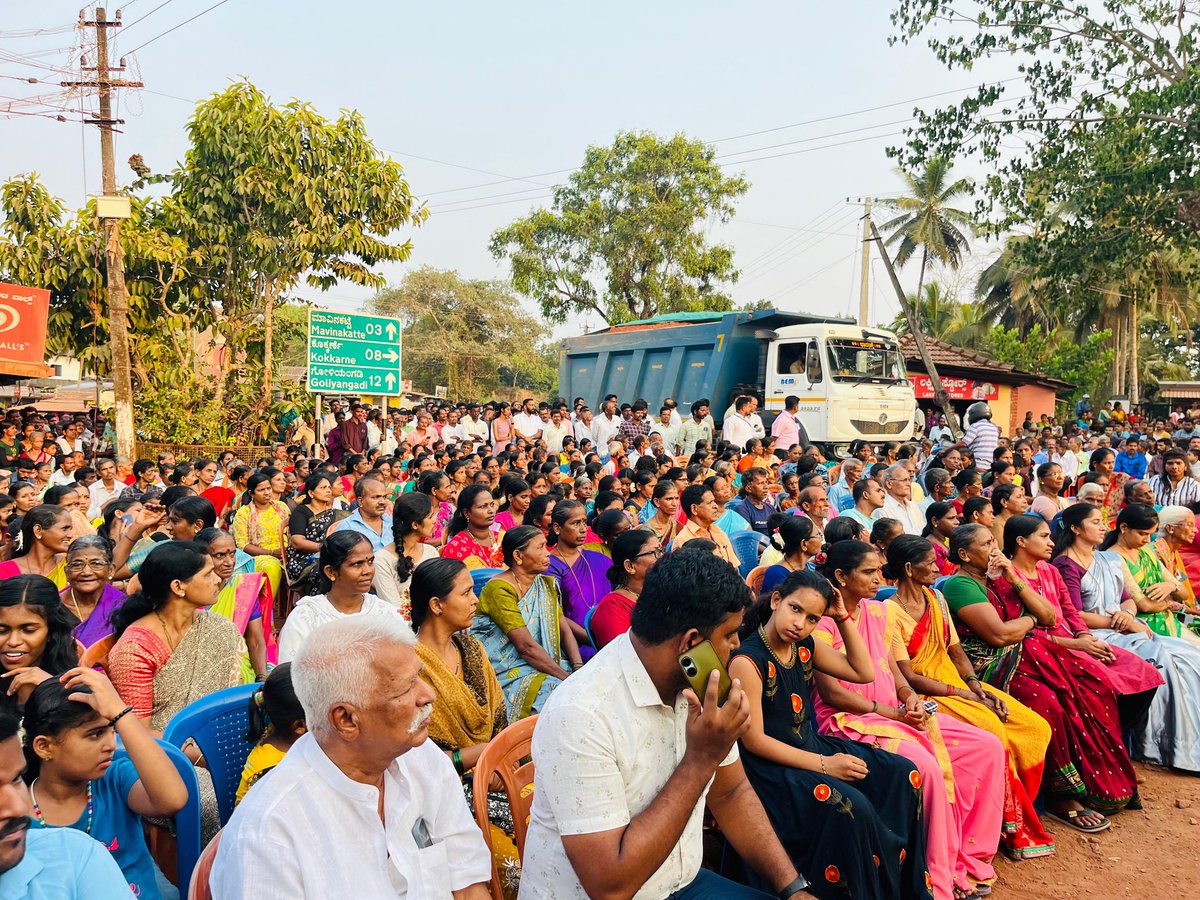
[858,197,872,327]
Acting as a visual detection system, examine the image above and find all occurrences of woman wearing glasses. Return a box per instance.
[61,535,125,654]
[589,529,662,650]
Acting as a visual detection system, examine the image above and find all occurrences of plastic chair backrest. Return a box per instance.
[115,738,202,892]
[79,634,115,671]
[188,828,222,900]
[745,565,768,596]
[163,682,258,827]
[730,530,762,578]
[473,715,538,900]
[933,575,952,592]
[583,605,599,650]
[472,567,502,597]
[874,585,898,601]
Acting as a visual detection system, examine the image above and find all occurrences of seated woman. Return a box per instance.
[23,669,188,900]
[278,530,399,663]
[886,535,1055,861]
[1154,505,1200,630]
[493,478,531,533]
[43,485,96,539]
[941,522,1138,831]
[194,528,274,681]
[811,541,1006,900]
[1053,503,1200,773]
[590,529,661,650]
[0,574,80,717]
[1107,504,1200,647]
[760,514,822,595]
[416,470,456,546]
[546,501,611,661]
[1030,462,1070,525]
[624,471,657,523]
[373,492,439,622]
[60,536,125,656]
[643,480,681,546]
[237,662,306,806]
[473,526,581,720]
[989,484,1029,546]
[732,569,933,900]
[921,503,960,577]
[107,541,248,732]
[0,505,74,588]
[232,473,290,569]
[441,484,504,570]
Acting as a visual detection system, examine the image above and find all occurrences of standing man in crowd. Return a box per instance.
[963,402,1001,471]
[619,399,653,444]
[770,395,808,457]
[519,551,814,900]
[341,404,369,456]
[592,394,622,448]
[542,407,572,454]
[651,405,682,456]
[679,400,713,456]
[722,396,759,448]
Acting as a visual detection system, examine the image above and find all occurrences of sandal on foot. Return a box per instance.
[1045,807,1111,833]
[1126,791,1143,810]
[973,884,993,897]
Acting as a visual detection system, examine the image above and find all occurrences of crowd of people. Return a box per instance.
[0,391,1198,899]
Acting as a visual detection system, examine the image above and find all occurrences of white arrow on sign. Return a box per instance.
[385,322,398,340]
[385,372,396,389]
[383,349,399,362]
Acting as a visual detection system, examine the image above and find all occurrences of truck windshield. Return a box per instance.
[825,339,906,383]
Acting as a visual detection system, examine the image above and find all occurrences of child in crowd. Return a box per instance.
[236,662,307,806]
[23,668,188,900]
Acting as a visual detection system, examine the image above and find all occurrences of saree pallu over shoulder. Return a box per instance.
[416,633,508,750]
[473,575,569,720]
[149,611,248,732]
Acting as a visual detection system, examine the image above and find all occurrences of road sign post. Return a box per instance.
[307,308,403,396]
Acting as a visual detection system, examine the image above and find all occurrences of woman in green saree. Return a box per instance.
[472,525,581,720]
[1104,503,1200,648]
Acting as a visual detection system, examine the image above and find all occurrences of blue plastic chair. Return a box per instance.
[114,738,201,892]
[163,682,258,829]
[583,605,599,649]
[933,575,952,593]
[873,585,898,600]
[471,567,502,597]
[729,530,762,578]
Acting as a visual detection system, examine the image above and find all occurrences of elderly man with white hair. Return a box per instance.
[876,463,923,534]
[212,616,492,899]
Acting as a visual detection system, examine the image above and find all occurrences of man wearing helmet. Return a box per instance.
[963,401,1002,471]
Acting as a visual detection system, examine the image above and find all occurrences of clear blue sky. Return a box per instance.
[1,1,1017,333]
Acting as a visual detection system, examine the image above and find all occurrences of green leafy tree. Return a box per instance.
[163,81,427,404]
[880,157,974,304]
[987,325,1114,402]
[887,282,991,346]
[490,131,748,325]
[368,267,555,398]
[890,2,1200,275]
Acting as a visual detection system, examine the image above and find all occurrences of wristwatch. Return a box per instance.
[778,875,811,898]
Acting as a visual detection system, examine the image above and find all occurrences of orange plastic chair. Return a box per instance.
[187,830,221,900]
[473,715,538,900]
[745,565,768,596]
[80,634,115,671]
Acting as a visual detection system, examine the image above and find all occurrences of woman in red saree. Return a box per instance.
[942,521,1138,832]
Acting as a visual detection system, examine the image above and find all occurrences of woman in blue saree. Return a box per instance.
[473,525,582,720]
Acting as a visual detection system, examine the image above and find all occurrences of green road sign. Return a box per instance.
[306,308,403,395]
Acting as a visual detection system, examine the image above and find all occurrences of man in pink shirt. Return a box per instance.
[770,395,809,455]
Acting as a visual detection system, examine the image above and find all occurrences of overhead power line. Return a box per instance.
[124,0,234,55]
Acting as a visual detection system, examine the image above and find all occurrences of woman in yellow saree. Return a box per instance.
[886,535,1055,861]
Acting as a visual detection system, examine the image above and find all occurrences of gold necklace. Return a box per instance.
[153,610,185,651]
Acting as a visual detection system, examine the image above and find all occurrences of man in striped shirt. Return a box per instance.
[1150,449,1200,507]
[963,402,1001,470]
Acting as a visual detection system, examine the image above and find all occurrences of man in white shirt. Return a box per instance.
[649,404,682,455]
[876,463,923,534]
[49,452,82,488]
[520,551,813,900]
[663,397,683,428]
[213,616,491,899]
[591,395,622,448]
[87,458,124,519]
[541,407,572,454]
[722,395,766,440]
[321,398,343,434]
[461,403,489,445]
[721,395,758,449]
[573,406,594,446]
[513,399,543,444]
[1053,436,1081,484]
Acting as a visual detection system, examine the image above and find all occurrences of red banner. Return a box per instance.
[909,375,998,401]
[0,282,50,364]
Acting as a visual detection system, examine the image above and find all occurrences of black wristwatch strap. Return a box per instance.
[778,875,810,899]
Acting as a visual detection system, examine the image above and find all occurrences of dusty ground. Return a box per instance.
[993,764,1200,899]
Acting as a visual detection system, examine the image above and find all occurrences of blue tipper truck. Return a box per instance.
[558,309,917,453]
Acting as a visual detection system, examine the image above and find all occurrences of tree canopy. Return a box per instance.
[490,131,748,326]
[368,267,556,398]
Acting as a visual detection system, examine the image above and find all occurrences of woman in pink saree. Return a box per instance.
[812,540,1006,900]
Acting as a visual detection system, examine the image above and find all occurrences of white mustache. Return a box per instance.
[409,703,433,734]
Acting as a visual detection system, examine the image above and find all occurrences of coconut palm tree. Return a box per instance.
[887,282,991,347]
[974,235,1061,337]
[880,158,974,308]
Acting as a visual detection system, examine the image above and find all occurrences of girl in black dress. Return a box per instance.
[730,569,933,900]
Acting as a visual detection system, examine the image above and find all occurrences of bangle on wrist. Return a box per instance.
[108,705,133,728]
[818,755,827,775]
[871,700,878,714]
[452,749,465,776]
